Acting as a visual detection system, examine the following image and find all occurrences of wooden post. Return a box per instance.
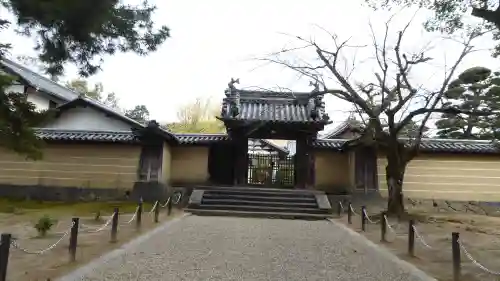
[381,211,387,242]
[68,218,79,262]
[167,196,172,216]
[347,202,352,224]
[0,233,12,281]
[361,206,366,231]
[136,200,143,229]
[408,219,415,257]
[452,232,461,281]
[337,201,342,217]
[110,208,119,243]
[154,201,160,223]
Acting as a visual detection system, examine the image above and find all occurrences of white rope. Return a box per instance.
[339,201,344,212]
[11,222,74,255]
[160,198,170,208]
[412,225,433,249]
[80,214,114,233]
[121,206,139,225]
[459,239,500,275]
[363,209,380,224]
[148,201,159,214]
[349,205,359,216]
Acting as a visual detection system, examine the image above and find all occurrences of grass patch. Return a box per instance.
[0,198,154,216]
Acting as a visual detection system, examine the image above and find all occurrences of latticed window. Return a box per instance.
[138,145,162,181]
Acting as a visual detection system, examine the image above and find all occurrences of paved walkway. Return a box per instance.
[58,215,435,281]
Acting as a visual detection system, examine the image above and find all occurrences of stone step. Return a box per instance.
[204,190,316,199]
[184,208,332,220]
[190,204,328,214]
[202,193,317,202]
[201,198,318,208]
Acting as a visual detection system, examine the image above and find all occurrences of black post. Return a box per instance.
[347,202,352,224]
[408,219,415,257]
[110,208,119,243]
[68,218,79,262]
[136,199,143,229]
[167,196,172,216]
[381,211,387,242]
[452,232,461,281]
[337,201,342,217]
[0,233,11,281]
[361,206,366,231]
[154,201,160,223]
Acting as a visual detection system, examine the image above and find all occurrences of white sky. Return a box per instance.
[1,0,499,127]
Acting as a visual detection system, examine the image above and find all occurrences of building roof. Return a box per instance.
[311,138,500,155]
[57,96,144,128]
[0,57,78,102]
[219,80,330,125]
[55,96,178,142]
[321,119,363,139]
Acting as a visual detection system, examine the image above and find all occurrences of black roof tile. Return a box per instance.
[220,85,330,124]
[311,138,500,154]
[175,134,229,144]
[35,129,139,143]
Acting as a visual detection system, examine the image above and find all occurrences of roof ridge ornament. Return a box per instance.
[225,78,240,97]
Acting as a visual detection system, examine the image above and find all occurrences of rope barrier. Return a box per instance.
[412,225,433,249]
[160,198,170,208]
[362,209,380,224]
[121,206,139,226]
[349,204,359,216]
[10,222,74,255]
[80,214,114,233]
[148,201,158,215]
[458,239,500,275]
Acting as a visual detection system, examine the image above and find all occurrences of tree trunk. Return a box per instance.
[386,156,406,215]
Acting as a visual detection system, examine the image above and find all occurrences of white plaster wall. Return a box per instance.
[5,84,57,111]
[27,92,51,110]
[44,106,132,131]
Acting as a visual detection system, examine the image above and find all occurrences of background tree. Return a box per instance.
[65,78,121,109]
[125,105,150,123]
[397,120,430,138]
[165,97,225,133]
[435,67,500,139]
[264,17,492,214]
[66,79,103,101]
[0,0,169,157]
[365,0,500,56]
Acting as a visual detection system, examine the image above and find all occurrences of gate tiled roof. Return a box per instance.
[219,81,330,124]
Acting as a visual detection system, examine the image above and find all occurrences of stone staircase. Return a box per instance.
[185,186,333,220]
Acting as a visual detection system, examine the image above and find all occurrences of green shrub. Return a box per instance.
[34,215,57,237]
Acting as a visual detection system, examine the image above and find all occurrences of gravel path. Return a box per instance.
[58,215,435,281]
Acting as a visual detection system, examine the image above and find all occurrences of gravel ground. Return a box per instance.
[58,216,435,281]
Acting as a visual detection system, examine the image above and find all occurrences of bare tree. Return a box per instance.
[262,14,494,214]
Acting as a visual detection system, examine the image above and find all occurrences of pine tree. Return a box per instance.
[435,67,500,139]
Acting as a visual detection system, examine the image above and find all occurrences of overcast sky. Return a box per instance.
[1,0,498,127]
